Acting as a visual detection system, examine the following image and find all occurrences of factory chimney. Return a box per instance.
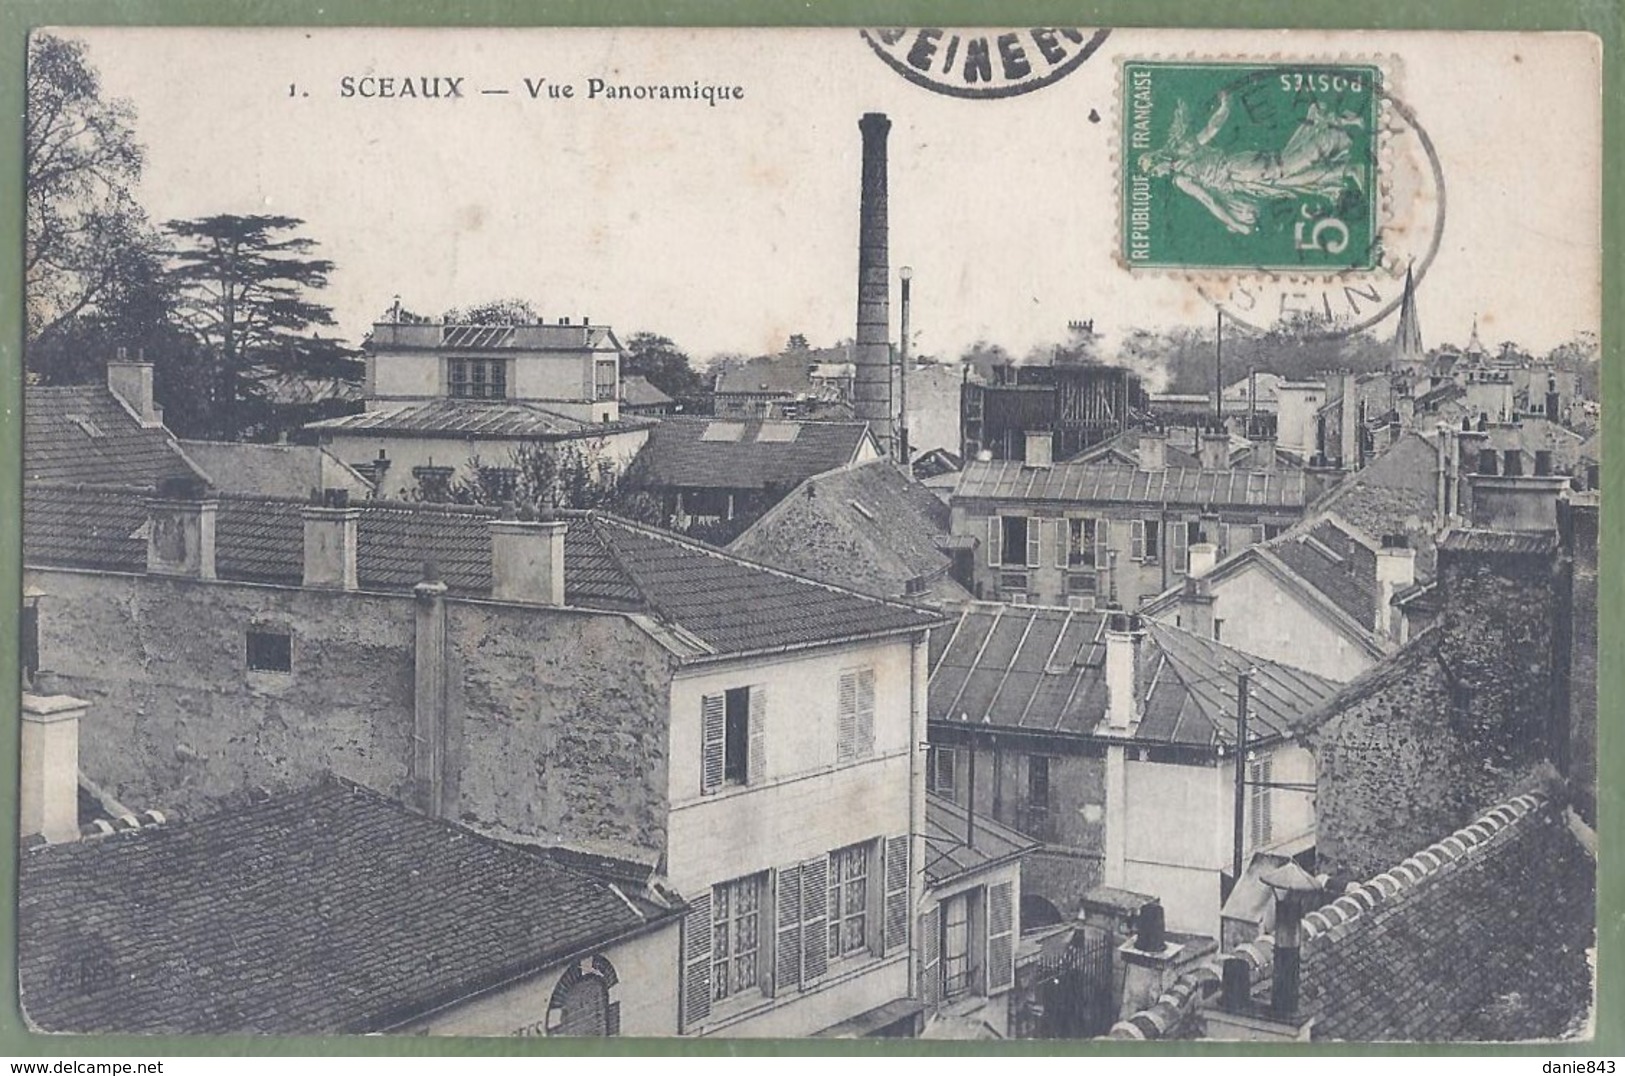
[854,112,893,456]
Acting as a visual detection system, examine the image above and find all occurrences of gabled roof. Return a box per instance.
[24,384,206,489]
[1307,431,1443,578]
[177,440,374,500]
[18,779,680,1035]
[924,794,1038,887]
[620,374,674,409]
[22,485,942,658]
[927,605,1339,748]
[637,417,877,492]
[304,398,652,440]
[1113,791,1594,1042]
[953,460,1307,510]
[713,347,853,397]
[728,460,971,603]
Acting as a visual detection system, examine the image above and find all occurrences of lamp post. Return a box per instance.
[898,265,913,464]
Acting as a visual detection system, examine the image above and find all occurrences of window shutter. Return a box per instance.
[987,517,1002,566]
[919,905,942,1008]
[837,672,857,763]
[1130,519,1146,561]
[1025,517,1041,567]
[882,834,910,955]
[680,892,713,1030]
[1171,519,1189,573]
[700,694,726,794]
[800,855,829,984]
[856,668,876,758]
[1251,758,1273,847]
[1053,519,1068,568]
[987,880,1015,993]
[606,999,621,1037]
[1095,519,1111,566]
[748,685,767,784]
[774,864,803,995]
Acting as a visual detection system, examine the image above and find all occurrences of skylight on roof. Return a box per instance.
[67,413,106,439]
[700,421,746,442]
[756,421,802,443]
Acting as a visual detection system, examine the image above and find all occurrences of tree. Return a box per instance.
[623,331,705,399]
[25,32,155,362]
[165,214,359,439]
[443,297,539,324]
[409,440,664,526]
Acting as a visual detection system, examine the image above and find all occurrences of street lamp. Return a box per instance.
[898,266,913,464]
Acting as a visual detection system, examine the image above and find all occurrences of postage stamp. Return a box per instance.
[1121,61,1383,272]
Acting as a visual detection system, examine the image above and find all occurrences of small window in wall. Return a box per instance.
[724,687,750,785]
[927,745,958,800]
[449,358,507,399]
[1000,515,1031,568]
[247,629,292,672]
[827,842,872,963]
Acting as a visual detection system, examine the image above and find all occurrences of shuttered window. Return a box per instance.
[986,880,1015,993]
[827,844,870,962]
[1130,519,1146,561]
[712,874,765,1003]
[702,687,764,794]
[1053,518,1069,568]
[748,685,767,784]
[774,864,803,995]
[1170,519,1190,574]
[987,517,1002,566]
[680,892,713,1030]
[882,834,910,955]
[1094,519,1111,567]
[919,905,942,1009]
[1250,757,1273,848]
[1025,518,1041,568]
[700,695,726,794]
[800,856,830,982]
[837,668,876,763]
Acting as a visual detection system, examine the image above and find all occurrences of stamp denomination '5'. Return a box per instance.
[1122,61,1381,271]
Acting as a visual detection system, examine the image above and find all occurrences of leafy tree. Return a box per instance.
[785,333,810,352]
[409,440,664,525]
[24,32,155,363]
[443,297,540,324]
[164,214,359,439]
[623,331,705,399]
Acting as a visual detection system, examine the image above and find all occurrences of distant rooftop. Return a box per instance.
[19,779,679,1034]
[924,793,1038,887]
[305,398,653,440]
[369,319,620,352]
[953,459,1308,511]
[25,384,205,489]
[637,416,877,492]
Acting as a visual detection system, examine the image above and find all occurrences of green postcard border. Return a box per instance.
[0,0,1617,1060]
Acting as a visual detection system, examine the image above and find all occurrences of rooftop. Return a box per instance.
[304,398,652,440]
[953,460,1308,510]
[728,460,971,603]
[24,384,206,489]
[19,779,679,1034]
[927,605,1340,748]
[923,793,1038,887]
[712,347,854,397]
[1262,517,1382,630]
[22,484,943,658]
[177,440,375,500]
[619,374,674,409]
[1307,431,1443,577]
[636,416,878,492]
[1112,791,1595,1042]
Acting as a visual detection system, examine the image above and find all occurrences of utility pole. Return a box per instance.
[898,266,913,464]
[1231,668,1252,887]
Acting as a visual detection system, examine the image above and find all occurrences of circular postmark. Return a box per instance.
[862,28,1111,99]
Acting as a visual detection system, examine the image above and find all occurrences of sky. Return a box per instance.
[63,26,1603,364]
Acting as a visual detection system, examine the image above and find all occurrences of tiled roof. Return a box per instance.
[178,441,374,500]
[620,374,673,408]
[305,398,652,440]
[1308,432,1443,578]
[924,793,1038,887]
[18,779,678,1034]
[927,605,1339,748]
[953,460,1307,510]
[24,385,205,488]
[22,485,941,657]
[728,461,970,603]
[1265,519,1381,630]
[1437,529,1559,556]
[712,347,852,396]
[637,417,875,492]
[1112,792,1595,1042]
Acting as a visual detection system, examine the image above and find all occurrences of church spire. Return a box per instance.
[1465,314,1486,357]
[1392,263,1424,366]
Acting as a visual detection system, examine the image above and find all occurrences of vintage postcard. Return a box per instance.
[15,24,1602,1044]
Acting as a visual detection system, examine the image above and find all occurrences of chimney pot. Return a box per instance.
[490,519,569,606]
[20,693,86,844]
[1024,430,1053,469]
[107,360,164,428]
[1188,542,1219,579]
[1105,614,1146,729]
[1201,432,1231,471]
[1220,955,1252,1012]
[146,494,218,580]
[1138,429,1168,471]
[1134,901,1167,953]
[302,502,362,590]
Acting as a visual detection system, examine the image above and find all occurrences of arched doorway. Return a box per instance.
[545,955,620,1036]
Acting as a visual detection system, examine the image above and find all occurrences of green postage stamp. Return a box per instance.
[1122,61,1383,272]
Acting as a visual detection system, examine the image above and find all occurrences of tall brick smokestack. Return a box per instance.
[854,112,893,456]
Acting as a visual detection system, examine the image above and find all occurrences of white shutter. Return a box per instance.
[1095,518,1111,566]
[700,694,725,794]
[882,834,910,955]
[774,864,803,995]
[987,517,1002,566]
[1054,518,1069,568]
[800,856,829,984]
[1171,519,1189,574]
[1025,517,1041,567]
[1251,758,1273,847]
[1130,519,1146,561]
[680,892,713,1030]
[919,905,942,1008]
[986,880,1015,993]
[837,672,857,763]
[856,668,876,758]
[748,685,767,784]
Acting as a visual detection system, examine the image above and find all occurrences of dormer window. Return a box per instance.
[449,358,507,399]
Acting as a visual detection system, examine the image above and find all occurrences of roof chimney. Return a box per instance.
[20,693,85,844]
[1465,473,1571,533]
[1253,437,1277,473]
[853,112,893,456]
[490,518,568,606]
[1188,541,1219,580]
[1180,575,1216,639]
[1200,431,1231,471]
[1105,612,1145,729]
[107,360,164,428]
[146,480,217,581]
[302,491,361,590]
[1375,535,1416,640]
[1024,430,1053,469]
[1138,429,1167,471]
